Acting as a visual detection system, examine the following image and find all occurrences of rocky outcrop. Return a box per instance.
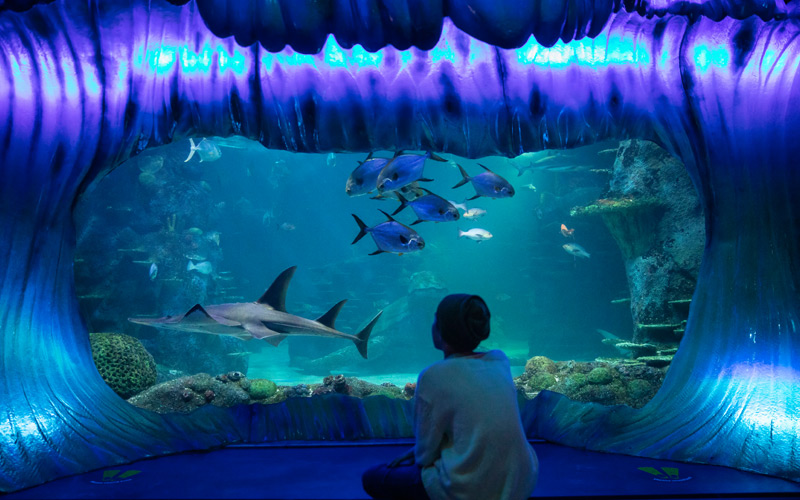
[572,140,704,344]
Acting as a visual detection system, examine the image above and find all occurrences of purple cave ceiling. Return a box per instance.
[0,0,798,492]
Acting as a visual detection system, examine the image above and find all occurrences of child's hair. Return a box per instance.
[436,294,491,351]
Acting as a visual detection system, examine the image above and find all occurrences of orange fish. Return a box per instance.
[560,224,575,238]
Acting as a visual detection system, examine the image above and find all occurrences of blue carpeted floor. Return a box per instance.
[4,440,799,499]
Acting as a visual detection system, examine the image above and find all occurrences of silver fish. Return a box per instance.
[376,151,446,194]
[458,228,493,242]
[149,263,158,281]
[453,164,515,200]
[184,138,222,163]
[346,153,391,196]
[563,243,591,259]
[392,189,459,225]
[352,210,425,255]
[187,260,214,274]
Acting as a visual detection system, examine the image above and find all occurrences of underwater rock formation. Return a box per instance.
[89,332,157,399]
[1,0,799,492]
[572,140,704,344]
[516,356,666,408]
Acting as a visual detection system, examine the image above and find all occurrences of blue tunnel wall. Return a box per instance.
[0,0,798,492]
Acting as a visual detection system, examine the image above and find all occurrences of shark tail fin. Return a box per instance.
[317,299,347,329]
[351,214,369,244]
[452,164,470,189]
[354,310,382,359]
[185,138,197,162]
[256,266,297,312]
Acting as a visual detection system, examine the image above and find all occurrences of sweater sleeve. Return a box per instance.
[413,381,445,467]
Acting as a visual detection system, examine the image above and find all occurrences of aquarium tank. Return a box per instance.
[1,0,799,493]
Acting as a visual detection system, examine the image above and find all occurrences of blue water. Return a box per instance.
[74,138,631,386]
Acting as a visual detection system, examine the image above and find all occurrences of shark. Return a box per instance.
[128,266,382,358]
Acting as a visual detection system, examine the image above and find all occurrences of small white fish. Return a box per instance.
[458,228,493,242]
[326,152,337,168]
[185,138,222,163]
[262,209,275,226]
[463,208,487,219]
[149,263,158,281]
[279,222,296,231]
[449,200,468,212]
[187,260,214,274]
[523,183,537,191]
[563,243,591,259]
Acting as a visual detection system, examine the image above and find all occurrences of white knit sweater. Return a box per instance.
[414,350,539,500]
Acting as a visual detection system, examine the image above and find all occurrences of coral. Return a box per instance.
[90,332,157,399]
[528,373,557,391]
[127,373,250,414]
[248,378,278,400]
[403,382,417,398]
[587,367,613,385]
[517,358,668,408]
[636,356,673,368]
[627,379,652,400]
[286,384,312,398]
[524,356,557,375]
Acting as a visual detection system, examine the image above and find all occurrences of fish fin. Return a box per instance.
[364,152,374,161]
[477,163,493,172]
[378,209,396,222]
[354,311,382,359]
[369,194,386,200]
[428,152,447,162]
[263,334,287,347]
[393,150,404,158]
[418,178,434,182]
[351,214,369,244]
[452,164,470,189]
[183,303,211,320]
[316,299,347,329]
[256,266,296,312]
[467,194,481,201]
[458,229,464,238]
[410,219,424,225]
[184,138,196,162]
[420,187,434,195]
[392,193,408,216]
[186,260,195,271]
[369,250,386,256]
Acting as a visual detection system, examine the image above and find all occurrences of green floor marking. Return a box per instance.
[102,470,121,481]
[661,467,680,479]
[638,467,667,478]
[118,470,141,479]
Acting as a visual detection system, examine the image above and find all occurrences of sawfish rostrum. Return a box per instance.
[129,266,382,358]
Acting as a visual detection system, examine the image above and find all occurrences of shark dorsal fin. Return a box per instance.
[316,299,347,329]
[256,266,297,311]
[184,304,212,320]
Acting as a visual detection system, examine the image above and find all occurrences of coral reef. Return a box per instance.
[249,378,278,400]
[128,372,413,414]
[516,356,666,408]
[128,372,251,413]
[89,332,157,398]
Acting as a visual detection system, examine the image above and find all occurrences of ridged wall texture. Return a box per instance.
[0,0,798,491]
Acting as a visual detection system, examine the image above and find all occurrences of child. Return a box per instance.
[362,294,538,500]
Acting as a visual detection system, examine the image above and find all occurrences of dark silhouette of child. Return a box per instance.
[362,294,539,500]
